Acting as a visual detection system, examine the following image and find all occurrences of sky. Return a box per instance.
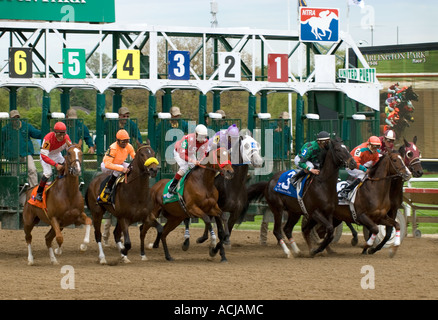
[114,0,438,47]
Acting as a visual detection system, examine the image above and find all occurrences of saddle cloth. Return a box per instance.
[273,170,307,198]
[162,170,191,204]
[27,181,57,209]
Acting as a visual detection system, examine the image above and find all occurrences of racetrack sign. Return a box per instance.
[299,7,339,43]
[338,68,377,83]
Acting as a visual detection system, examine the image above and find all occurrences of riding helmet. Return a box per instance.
[227,124,239,138]
[53,122,67,133]
[195,124,208,142]
[316,131,330,141]
[384,130,396,140]
[116,129,130,140]
[368,136,382,146]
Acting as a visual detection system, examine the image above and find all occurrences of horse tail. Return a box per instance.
[238,181,269,224]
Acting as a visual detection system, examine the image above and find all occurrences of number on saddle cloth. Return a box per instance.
[273,170,307,198]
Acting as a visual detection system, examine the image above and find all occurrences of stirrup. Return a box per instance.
[35,193,43,202]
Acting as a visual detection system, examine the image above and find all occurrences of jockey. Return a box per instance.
[379,129,396,155]
[340,136,381,197]
[208,124,240,159]
[99,129,136,203]
[35,122,72,202]
[167,124,209,195]
[290,130,330,187]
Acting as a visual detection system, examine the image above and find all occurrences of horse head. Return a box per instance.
[399,136,423,178]
[387,151,412,182]
[65,142,83,177]
[135,141,159,178]
[328,137,356,170]
[403,86,419,102]
[240,135,263,168]
[203,147,234,180]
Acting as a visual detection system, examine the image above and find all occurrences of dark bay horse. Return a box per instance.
[366,137,423,254]
[242,138,357,258]
[333,151,411,257]
[183,134,264,249]
[85,142,159,264]
[141,147,234,262]
[23,142,92,265]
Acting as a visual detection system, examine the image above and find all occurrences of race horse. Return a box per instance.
[242,137,356,258]
[23,142,92,265]
[141,147,234,262]
[182,134,264,249]
[85,142,159,264]
[333,151,412,257]
[364,137,422,254]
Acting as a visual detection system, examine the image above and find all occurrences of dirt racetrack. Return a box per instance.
[0,224,437,301]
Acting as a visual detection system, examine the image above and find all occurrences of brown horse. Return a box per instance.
[242,138,357,258]
[23,142,92,265]
[333,151,411,257]
[365,137,423,254]
[85,142,159,264]
[141,147,234,262]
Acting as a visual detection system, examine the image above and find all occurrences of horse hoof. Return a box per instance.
[182,239,190,251]
[220,258,228,263]
[310,249,319,258]
[209,247,218,258]
[351,237,358,247]
[389,246,398,258]
[368,247,376,255]
[99,258,107,265]
[80,244,88,251]
[292,251,302,258]
[51,259,59,265]
[166,256,174,262]
[196,236,207,244]
[147,243,154,250]
[28,260,34,266]
[54,248,62,255]
[121,256,131,264]
[141,255,148,261]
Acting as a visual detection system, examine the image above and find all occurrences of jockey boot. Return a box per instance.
[35,176,49,202]
[168,178,180,195]
[100,174,117,203]
[340,179,361,198]
[290,170,306,187]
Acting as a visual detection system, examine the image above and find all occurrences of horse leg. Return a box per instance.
[182,217,191,251]
[44,226,59,265]
[271,205,291,258]
[302,209,334,257]
[213,215,228,263]
[119,219,132,263]
[371,215,401,258]
[356,214,379,255]
[49,217,63,264]
[24,216,36,266]
[93,211,107,264]
[283,212,302,257]
[161,215,185,261]
[139,218,162,260]
[301,216,318,254]
[347,222,359,246]
[113,222,125,251]
[79,212,92,251]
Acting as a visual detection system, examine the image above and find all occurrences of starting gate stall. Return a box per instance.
[403,178,438,238]
[154,113,191,180]
[255,113,292,179]
[0,114,29,229]
[207,113,242,133]
[101,113,142,152]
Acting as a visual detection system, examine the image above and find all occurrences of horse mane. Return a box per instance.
[366,152,389,177]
